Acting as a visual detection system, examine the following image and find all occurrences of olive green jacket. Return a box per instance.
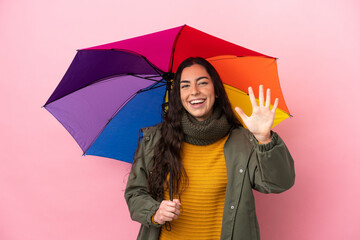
[124,125,295,240]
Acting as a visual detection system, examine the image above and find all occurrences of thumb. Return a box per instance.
[235,107,248,122]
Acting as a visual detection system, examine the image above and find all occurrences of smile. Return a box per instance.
[189,99,205,105]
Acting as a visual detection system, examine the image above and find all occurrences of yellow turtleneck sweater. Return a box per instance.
[159,135,228,240]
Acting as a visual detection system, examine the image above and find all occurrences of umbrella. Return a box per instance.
[43,25,291,163]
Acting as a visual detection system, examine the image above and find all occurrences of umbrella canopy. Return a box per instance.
[44,25,290,163]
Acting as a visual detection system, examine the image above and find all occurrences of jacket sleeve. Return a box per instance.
[248,131,295,193]
[124,129,162,228]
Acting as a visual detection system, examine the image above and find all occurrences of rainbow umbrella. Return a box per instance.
[43,25,291,163]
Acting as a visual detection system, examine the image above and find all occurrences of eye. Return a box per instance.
[198,81,208,86]
[181,84,190,89]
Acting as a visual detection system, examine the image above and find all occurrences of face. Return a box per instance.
[180,64,216,121]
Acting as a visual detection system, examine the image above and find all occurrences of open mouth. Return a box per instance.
[189,99,205,105]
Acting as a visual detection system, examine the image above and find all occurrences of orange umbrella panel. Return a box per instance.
[207,55,291,128]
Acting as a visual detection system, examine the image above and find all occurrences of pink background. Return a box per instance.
[1,0,359,239]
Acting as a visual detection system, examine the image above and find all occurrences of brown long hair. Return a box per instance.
[146,57,241,201]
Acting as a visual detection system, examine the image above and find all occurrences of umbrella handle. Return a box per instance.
[164,169,173,232]
[170,169,173,201]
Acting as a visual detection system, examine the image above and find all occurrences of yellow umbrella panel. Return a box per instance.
[224,84,290,128]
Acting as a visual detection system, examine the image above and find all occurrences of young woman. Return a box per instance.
[125,57,295,240]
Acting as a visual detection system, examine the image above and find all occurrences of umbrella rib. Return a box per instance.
[139,55,164,76]
[168,24,186,73]
[207,56,240,61]
[137,83,167,93]
[207,56,277,64]
[129,73,163,82]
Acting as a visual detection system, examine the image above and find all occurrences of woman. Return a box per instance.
[125,57,295,240]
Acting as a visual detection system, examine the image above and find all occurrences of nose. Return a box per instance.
[190,84,200,95]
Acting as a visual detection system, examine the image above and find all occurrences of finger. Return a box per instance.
[175,205,181,211]
[154,211,172,224]
[164,199,181,215]
[248,87,257,107]
[259,85,264,107]
[163,200,177,207]
[159,215,174,222]
[174,208,181,216]
[265,88,271,108]
[173,199,181,207]
[159,203,173,213]
[234,107,248,122]
[157,208,176,219]
[166,214,178,221]
[163,205,177,213]
[271,98,279,113]
[163,207,180,217]
[163,211,177,219]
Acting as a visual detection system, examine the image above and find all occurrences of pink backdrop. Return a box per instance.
[1,0,359,239]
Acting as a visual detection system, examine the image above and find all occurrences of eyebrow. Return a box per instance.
[180,76,209,84]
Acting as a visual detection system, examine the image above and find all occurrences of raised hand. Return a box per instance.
[235,85,278,144]
[153,199,181,225]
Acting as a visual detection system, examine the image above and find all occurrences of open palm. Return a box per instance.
[235,85,278,144]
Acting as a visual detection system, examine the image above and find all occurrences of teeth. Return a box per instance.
[190,99,205,104]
